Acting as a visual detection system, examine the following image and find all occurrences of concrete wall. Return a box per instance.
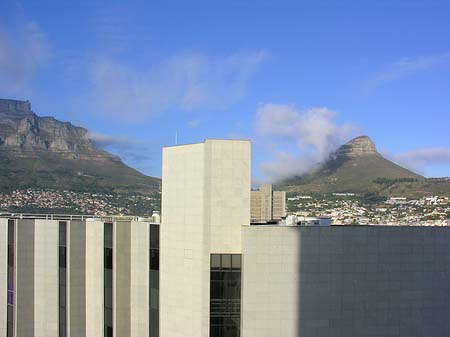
[69,220,86,337]
[15,219,34,336]
[161,139,251,337]
[272,191,286,220]
[242,225,450,337]
[130,221,150,337]
[161,142,208,337]
[114,220,131,337]
[34,219,59,337]
[206,140,251,253]
[0,219,7,336]
[85,221,104,337]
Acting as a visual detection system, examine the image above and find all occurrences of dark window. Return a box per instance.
[7,220,14,337]
[210,254,241,337]
[150,224,159,337]
[59,221,67,337]
[104,223,113,337]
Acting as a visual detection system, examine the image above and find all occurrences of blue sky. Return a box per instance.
[1,0,450,180]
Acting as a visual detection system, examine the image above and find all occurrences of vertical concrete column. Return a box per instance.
[114,221,131,337]
[161,142,208,337]
[34,219,59,337]
[69,220,86,337]
[85,221,104,336]
[0,219,7,336]
[130,221,150,337]
[15,219,35,336]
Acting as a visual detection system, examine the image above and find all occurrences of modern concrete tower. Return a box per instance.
[160,139,251,337]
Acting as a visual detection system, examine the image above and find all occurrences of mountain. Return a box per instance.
[278,136,450,197]
[0,99,160,193]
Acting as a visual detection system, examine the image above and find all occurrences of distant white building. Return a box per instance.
[250,184,286,223]
[280,215,332,226]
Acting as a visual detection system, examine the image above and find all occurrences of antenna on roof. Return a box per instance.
[175,131,178,145]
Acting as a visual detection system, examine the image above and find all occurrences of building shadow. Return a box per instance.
[296,225,450,337]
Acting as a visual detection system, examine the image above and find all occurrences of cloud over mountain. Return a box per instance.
[255,103,355,181]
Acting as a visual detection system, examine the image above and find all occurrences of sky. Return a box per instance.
[1,0,450,181]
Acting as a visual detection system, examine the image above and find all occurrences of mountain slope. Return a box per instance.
[278,136,434,196]
[0,99,160,193]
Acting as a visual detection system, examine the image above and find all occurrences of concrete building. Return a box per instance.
[250,184,286,223]
[161,139,450,337]
[0,215,159,337]
[2,139,450,337]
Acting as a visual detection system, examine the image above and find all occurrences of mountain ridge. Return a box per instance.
[0,98,160,193]
[278,136,449,197]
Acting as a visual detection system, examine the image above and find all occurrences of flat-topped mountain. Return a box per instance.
[0,99,160,193]
[279,136,449,197]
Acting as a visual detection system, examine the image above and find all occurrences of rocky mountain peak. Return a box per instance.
[0,98,115,160]
[334,135,378,158]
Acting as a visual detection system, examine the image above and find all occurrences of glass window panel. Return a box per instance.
[7,246,14,267]
[150,270,159,288]
[105,308,113,326]
[211,254,221,269]
[210,254,241,337]
[150,308,159,337]
[59,221,67,246]
[7,322,13,337]
[59,268,66,285]
[150,288,159,309]
[7,270,13,288]
[59,286,66,306]
[59,248,66,268]
[221,255,231,269]
[104,223,113,248]
[105,248,113,269]
[105,287,113,308]
[210,326,221,337]
[211,281,223,300]
[231,255,241,269]
[8,220,14,244]
[150,225,159,249]
[106,325,113,337]
[150,249,159,271]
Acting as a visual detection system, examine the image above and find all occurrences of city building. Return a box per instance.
[250,184,286,223]
[161,140,450,337]
[0,214,159,337]
[1,139,450,337]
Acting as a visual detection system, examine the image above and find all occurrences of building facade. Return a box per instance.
[1,139,450,337]
[0,216,159,337]
[250,184,286,223]
[161,140,450,337]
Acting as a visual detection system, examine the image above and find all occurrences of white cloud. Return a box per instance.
[392,147,450,175]
[255,103,356,182]
[0,22,49,93]
[366,52,450,92]
[89,51,266,121]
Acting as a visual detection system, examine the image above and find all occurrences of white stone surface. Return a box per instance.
[242,225,301,337]
[85,221,104,337]
[34,219,59,337]
[130,221,150,337]
[0,219,7,336]
[161,140,251,337]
